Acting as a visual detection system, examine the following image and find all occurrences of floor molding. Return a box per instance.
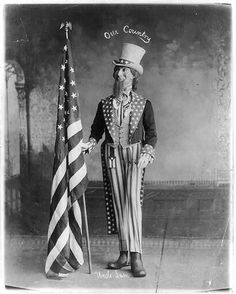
[5,235,230,250]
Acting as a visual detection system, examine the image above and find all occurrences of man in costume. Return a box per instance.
[82,43,157,277]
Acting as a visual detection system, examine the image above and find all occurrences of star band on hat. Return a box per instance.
[113,43,146,75]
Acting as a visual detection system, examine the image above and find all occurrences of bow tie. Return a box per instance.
[115,93,130,104]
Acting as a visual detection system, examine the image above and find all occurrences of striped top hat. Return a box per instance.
[113,43,146,75]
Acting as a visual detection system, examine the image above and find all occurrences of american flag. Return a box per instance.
[45,38,88,278]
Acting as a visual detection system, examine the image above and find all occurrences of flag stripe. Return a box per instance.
[69,203,83,246]
[50,260,71,275]
[70,176,89,203]
[47,214,69,255]
[68,139,82,164]
[49,176,67,221]
[68,129,84,151]
[51,157,67,200]
[68,250,80,270]
[47,188,68,240]
[70,230,84,265]
[69,162,87,192]
[69,149,85,173]
[62,260,75,272]
[49,244,73,274]
[67,120,82,139]
[73,200,82,229]
[45,223,69,273]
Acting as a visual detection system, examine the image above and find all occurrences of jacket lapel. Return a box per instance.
[102,95,117,141]
[129,92,146,140]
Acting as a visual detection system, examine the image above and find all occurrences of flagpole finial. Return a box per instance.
[60,22,72,40]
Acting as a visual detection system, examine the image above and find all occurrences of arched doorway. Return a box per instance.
[5,60,27,216]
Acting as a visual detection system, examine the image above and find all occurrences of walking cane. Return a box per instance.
[82,192,92,274]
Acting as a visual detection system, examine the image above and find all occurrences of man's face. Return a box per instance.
[115,67,134,82]
[113,67,134,98]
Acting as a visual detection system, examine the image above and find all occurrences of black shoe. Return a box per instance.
[107,251,130,269]
[131,252,146,277]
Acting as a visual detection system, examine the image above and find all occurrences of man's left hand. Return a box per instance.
[138,153,151,169]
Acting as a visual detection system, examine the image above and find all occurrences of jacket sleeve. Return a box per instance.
[89,101,105,143]
[142,99,157,158]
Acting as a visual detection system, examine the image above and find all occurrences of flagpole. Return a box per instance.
[65,22,69,40]
[82,192,93,274]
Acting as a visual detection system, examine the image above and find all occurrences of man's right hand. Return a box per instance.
[81,138,97,154]
[81,142,93,153]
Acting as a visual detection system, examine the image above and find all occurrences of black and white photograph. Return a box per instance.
[2,1,233,293]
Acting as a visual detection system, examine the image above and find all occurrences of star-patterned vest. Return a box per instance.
[116,114,130,147]
[102,91,146,146]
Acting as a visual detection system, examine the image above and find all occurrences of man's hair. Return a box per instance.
[113,66,139,91]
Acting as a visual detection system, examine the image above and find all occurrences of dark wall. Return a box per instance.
[5,4,231,182]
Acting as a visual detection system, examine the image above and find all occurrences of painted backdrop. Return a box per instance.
[5,4,231,183]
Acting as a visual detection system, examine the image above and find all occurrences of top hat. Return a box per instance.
[113,43,146,75]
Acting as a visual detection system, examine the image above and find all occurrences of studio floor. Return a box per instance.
[4,235,231,293]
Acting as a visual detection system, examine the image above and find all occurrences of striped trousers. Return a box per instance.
[104,142,144,253]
